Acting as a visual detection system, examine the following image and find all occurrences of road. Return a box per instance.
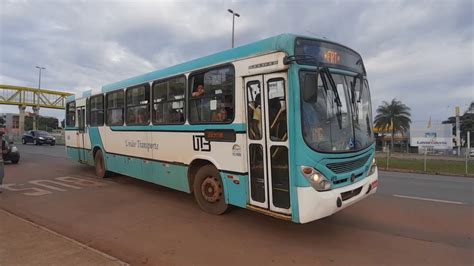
[1,144,473,265]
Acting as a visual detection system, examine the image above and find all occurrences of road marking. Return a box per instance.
[393,194,466,205]
[0,176,107,197]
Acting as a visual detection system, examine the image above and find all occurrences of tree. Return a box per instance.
[24,116,59,131]
[374,99,412,150]
[442,107,474,147]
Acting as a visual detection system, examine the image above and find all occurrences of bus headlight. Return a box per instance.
[300,166,332,191]
[368,158,377,176]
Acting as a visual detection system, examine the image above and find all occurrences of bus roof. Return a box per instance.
[68,33,336,101]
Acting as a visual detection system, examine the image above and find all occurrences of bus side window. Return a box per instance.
[106,90,125,126]
[152,76,185,124]
[267,79,287,141]
[126,84,150,126]
[89,94,104,127]
[247,81,262,140]
[189,66,234,124]
[66,101,76,127]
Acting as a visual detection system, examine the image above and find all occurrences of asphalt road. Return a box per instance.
[1,144,473,265]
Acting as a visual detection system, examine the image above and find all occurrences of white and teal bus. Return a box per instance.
[65,34,378,223]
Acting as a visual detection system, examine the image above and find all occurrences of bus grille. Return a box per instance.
[326,155,370,174]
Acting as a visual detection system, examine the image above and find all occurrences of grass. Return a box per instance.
[376,156,474,176]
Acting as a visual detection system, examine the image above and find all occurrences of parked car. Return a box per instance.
[2,135,19,164]
[21,130,56,146]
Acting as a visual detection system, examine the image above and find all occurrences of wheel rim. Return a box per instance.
[201,176,222,203]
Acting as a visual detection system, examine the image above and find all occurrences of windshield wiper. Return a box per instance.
[320,67,343,129]
[350,74,364,121]
[321,67,341,107]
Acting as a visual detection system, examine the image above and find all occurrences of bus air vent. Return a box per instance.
[326,155,370,174]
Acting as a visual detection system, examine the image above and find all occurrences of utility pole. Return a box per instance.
[228,9,240,48]
[34,66,45,130]
[455,106,460,156]
[466,131,471,175]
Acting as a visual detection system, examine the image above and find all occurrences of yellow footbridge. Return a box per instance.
[0,84,73,133]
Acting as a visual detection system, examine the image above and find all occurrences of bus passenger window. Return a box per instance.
[126,84,150,125]
[267,79,287,141]
[247,81,262,140]
[152,76,185,124]
[89,95,104,126]
[66,101,76,127]
[189,66,234,124]
[106,90,125,126]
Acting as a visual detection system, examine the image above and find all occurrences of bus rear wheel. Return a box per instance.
[193,165,228,215]
[94,149,110,178]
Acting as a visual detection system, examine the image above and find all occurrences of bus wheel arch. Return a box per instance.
[188,159,217,193]
[188,160,228,215]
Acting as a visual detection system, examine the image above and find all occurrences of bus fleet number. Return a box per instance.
[193,135,211,152]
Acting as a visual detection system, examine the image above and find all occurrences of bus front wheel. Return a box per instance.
[193,165,228,215]
[94,150,110,178]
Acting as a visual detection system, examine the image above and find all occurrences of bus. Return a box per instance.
[65,33,378,223]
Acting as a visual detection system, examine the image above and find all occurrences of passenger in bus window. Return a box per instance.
[137,108,148,124]
[192,85,205,97]
[212,107,228,122]
[252,94,262,135]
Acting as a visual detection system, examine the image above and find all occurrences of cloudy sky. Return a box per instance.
[0,0,472,123]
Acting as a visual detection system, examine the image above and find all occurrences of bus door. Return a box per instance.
[245,73,290,215]
[76,106,86,163]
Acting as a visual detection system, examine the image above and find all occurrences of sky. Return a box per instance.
[0,0,473,124]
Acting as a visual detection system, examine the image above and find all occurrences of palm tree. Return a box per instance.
[374,99,411,150]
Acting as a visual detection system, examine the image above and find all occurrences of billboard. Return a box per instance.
[410,122,453,150]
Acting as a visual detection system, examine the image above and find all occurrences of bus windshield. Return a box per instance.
[300,70,374,152]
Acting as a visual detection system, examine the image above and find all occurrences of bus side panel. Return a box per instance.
[103,151,191,193]
[151,163,190,193]
[287,65,302,223]
[220,172,248,208]
[66,146,81,162]
[105,153,128,176]
[65,129,79,161]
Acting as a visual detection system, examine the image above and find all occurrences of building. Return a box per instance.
[0,113,21,138]
[409,121,453,154]
[373,127,410,152]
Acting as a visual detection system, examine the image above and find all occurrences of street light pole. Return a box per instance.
[34,66,45,130]
[228,9,240,48]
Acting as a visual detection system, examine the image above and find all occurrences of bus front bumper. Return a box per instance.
[296,169,378,224]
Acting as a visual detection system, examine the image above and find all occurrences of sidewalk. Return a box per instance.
[0,209,128,266]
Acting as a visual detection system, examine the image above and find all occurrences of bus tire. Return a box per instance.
[193,165,228,215]
[94,149,110,178]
